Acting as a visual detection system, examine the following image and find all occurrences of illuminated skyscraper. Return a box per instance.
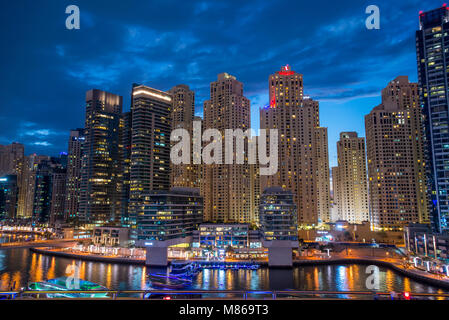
[50,167,67,224]
[331,166,341,221]
[203,73,252,223]
[315,127,331,223]
[416,5,449,232]
[128,84,172,236]
[33,157,62,223]
[168,84,199,189]
[0,142,24,177]
[79,89,123,225]
[365,76,428,230]
[121,111,132,227]
[260,65,330,226]
[333,132,369,224]
[64,129,84,222]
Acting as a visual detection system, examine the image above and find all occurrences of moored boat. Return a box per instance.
[148,273,192,290]
[27,277,109,298]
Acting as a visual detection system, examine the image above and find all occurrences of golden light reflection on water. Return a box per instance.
[313,267,319,289]
[385,269,395,292]
[1,247,449,297]
[106,264,112,289]
[46,257,56,280]
[141,267,146,289]
[1,272,10,290]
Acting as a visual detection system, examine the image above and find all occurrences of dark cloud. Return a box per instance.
[0,0,438,160]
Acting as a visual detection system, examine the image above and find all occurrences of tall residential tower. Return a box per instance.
[203,73,252,223]
[128,84,172,235]
[333,132,369,224]
[416,5,449,232]
[260,65,330,226]
[365,76,428,230]
[79,89,123,225]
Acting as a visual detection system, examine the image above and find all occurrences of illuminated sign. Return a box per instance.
[133,90,172,102]
[279,64,295,76]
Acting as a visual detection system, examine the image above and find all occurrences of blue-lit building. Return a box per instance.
[417,5,449,232]
[197,223,252,249]
[259,187,298,242]
[0,175,18,220]
[135,187,203,246]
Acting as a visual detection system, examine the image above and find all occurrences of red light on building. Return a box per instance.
[279,64,295,76]
[163,296,172,300]
[403,292,411,300]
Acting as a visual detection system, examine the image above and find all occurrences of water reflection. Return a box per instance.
[0,247,447,298]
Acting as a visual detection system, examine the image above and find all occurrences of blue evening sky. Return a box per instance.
[0,0,440,167]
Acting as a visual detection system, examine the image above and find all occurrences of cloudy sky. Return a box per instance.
[0,0,439,167]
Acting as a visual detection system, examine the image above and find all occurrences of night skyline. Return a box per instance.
[0,0,438,167]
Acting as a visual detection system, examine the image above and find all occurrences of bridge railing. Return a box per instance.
[1,290,448,300]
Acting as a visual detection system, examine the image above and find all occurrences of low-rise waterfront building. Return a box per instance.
[93,226,130,247]
[136,187,203,246]
[259,187,298,242]
[191,223,265,259]
[404,224,449,261]
[259,187,298,267]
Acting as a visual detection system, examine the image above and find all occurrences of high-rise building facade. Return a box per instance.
[79,89,123,225]
[0,142,24,177]
[64,129,84,222]
[121,111,132,227]
[17,155,38,219]
[330,166,341,222]
[315,127,331,223]
[128,84,172,236]
[203,73,252,223]
[417,5,449,232]
[168,84,199,189]
[0,175,18,219]
[333,132,369,224]
[33,157,57,223]
[365,76,428,230]
[50,167,67,224]
[260,65,329,226]
[250,162,260,225]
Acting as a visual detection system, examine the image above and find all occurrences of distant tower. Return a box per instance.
[121,111,132,227]
[203,73,252,223]
[168,84,199,189]
[64,129,84,222]
[0,142,24,177]
[79,89,123,225]
[50,167,67,224]
[334,132,369,224]
[315,127,331,223]
[365,76,428,230]
[261,65,330,226]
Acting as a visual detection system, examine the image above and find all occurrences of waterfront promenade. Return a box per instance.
[0,239,77,250]
[26,245,449,290]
